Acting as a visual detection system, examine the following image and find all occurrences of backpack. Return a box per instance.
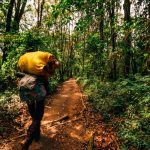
[18,74,47,104]
[17,51,54,78]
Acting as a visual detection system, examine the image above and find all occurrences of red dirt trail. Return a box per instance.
[0,78,119,150]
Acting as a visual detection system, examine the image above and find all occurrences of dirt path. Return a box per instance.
[1,78,119,150]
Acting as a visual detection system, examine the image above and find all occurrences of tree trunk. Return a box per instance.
[12,0,27,32]
[97,2,104,78]
[108,0,117,79]
[145,2,150,72]
[123,0,131,77]
[39,0,45,27]
[3,0,27,63]
[36,0,45,27]
[5,0,15,32]
[98,2,104,47]
[3,0,15,63]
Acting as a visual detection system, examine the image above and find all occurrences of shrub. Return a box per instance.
[80,75,150,149]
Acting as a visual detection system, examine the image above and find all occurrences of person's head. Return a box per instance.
[43,57,60,75]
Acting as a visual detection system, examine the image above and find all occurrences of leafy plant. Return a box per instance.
[80,74,150,149]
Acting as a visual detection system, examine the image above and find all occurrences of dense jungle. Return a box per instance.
[0,0,150,149]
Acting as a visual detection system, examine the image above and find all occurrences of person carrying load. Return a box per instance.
[16,51,60,150]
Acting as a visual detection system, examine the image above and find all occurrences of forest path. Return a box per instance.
[2,78,119,150]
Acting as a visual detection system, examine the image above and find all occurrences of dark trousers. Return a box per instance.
[23,100,45,149]
[22,77,48,150]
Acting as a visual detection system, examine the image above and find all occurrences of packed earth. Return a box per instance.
[0,78,120,150]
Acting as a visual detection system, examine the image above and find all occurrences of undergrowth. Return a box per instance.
[78,75,150,150]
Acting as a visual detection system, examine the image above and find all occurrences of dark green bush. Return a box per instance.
[80,75,150,150]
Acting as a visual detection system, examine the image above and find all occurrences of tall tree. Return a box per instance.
[3,0,27,63]
[6,0,27,32]
[12,0,27,32]
[108,0,117,79]
[144,1,150,73]
[123,0,131,76]
[98,1,104,47]
[34,0,45,27]
[5,0,15,32]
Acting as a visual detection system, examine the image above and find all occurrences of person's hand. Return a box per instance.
[54,60,60,68]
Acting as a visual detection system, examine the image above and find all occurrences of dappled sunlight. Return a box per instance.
[1,79,119,150]
[70,132,84,142]
[60,94,69,98]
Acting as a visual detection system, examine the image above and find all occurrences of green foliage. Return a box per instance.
[23,28,53,51]
[80,75,150,149]
[0,33,26,89]
[0,1,8,33]
[0,88,21,120]
[24,30,43,51]
[48,77,60,94]
[1,47,24,77]
[0,28,61,90]
[0,0,150,148]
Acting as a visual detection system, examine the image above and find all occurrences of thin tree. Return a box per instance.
[12,0,27,32]
[108,0,117,79]
[34,0,45,27]
[5,0,15,32]
[123,0,131,76]
[4,0,27,63]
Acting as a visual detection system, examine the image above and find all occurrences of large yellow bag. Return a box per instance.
[18,51,54,78]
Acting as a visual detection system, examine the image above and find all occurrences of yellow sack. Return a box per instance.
[18,51,54,78]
